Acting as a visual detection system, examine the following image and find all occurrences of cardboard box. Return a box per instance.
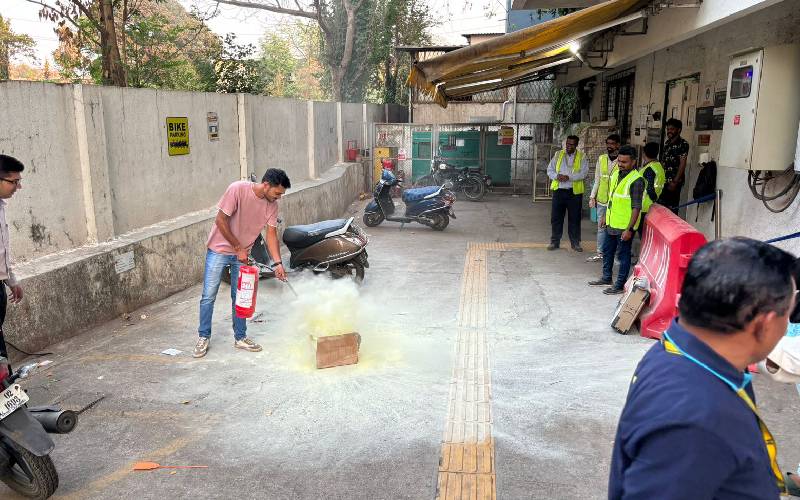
[315,332,361,369]
[612,281,650,334]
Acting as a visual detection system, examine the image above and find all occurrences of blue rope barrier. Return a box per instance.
[766,231,800,244]
[671,193,716,210]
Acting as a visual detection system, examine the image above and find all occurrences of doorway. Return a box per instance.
[661,74,700,205]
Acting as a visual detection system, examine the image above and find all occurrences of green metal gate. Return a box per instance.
[375,122,553,190]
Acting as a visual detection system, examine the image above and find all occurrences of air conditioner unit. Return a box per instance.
[719,44,800,171]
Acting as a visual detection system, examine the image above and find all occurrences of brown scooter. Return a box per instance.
[227,217,369,284]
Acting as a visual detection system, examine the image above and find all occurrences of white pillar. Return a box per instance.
[237,93,248,180]
[72,85,99,244]
[362,103,368,152]
[307,101,317,179]
[336,101,343,163]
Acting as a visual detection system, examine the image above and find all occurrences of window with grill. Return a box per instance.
[602,69,636,144]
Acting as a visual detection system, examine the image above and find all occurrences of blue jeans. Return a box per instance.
[602,230,632,289]
[198,249,246,341]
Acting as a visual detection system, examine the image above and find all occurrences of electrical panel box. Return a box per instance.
[719,44,800,171]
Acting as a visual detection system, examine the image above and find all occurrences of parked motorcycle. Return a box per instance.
[414,157,489,201]
[225,217,369,284]
[363,169,456,231]
[0,357,77,499]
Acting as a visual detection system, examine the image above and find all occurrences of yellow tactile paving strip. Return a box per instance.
[436,242,590,499]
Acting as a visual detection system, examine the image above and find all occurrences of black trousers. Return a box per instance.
[550,188,582,246]
[657,182,684,214]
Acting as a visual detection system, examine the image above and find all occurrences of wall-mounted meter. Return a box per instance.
[719,44,800,171]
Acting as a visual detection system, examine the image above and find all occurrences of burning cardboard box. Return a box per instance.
[315,332,361,369]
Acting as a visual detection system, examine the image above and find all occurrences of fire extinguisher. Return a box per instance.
[235,265,259,318]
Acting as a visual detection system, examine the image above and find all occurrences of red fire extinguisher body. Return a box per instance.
[235,265,259,318]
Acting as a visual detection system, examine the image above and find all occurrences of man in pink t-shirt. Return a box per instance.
[193,168,291,358]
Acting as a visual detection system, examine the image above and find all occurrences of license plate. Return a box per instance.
[0,385,28,421]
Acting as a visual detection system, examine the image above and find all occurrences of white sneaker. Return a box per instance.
[234,337,262,352]
[586,253,603,262]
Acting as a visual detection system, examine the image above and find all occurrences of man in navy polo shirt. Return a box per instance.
[609,238,798,499]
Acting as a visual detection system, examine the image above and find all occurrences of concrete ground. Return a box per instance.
[3,195,800,500]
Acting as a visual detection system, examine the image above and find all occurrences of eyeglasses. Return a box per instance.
[0,178,20,186]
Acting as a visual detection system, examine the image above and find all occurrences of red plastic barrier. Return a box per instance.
[628,204,707,339]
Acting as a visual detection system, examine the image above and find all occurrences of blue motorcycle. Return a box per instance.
[363,169,456,231]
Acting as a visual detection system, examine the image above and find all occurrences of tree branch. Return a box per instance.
[213,0,318,20]
[312,0,331,37]
[25,0,100,30]
[338,0,357,73]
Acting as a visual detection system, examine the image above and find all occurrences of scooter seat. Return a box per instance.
[283,219,349,248]
[402,186,440,203]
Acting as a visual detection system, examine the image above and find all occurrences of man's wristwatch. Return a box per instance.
[274,261,283,267]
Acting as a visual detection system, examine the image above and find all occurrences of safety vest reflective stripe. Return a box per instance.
[607,169,643,230]
[640,160,666,213]
[597,155,612,204]
[551,151,585,195]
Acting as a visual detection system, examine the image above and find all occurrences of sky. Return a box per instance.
[1,0,507,67]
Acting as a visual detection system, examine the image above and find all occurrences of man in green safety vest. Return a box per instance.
[587,134,621,262]
[588,145,645,295]
[547,135,588,252]
[638,142,666,238]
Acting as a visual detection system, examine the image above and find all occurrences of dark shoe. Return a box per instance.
[547,243,559,251]
[588,278,612,287]
[603,286,625,295]
[571,244,584,252]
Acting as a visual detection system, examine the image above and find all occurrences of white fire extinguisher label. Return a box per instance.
[236,273,256,308]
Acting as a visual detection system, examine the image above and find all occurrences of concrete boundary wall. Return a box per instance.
[0,81,405,261]
[6,162,368,353]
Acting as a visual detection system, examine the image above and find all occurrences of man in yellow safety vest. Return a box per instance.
[547,135,588,252]
[587,134,621,262]
[588,145,645,295]
[638,142,666,238]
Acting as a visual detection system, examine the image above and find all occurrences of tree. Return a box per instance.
[0,16,37,80]
[371,0,433,104]
[29,0,127,85]
[256,21,328,100]
[260,31,299,96]
[50,0,221,90]
[209,0,382,102]
[214,34,264,93]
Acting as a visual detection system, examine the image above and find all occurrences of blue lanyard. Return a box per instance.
[662,331,786,493]
[662,331,753,392]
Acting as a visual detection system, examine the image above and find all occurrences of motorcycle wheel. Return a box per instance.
[329,260,365,284]
[462,177,486,201]
[0,442,58,500]
[429,213,450,231]
[362,212,384,227]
